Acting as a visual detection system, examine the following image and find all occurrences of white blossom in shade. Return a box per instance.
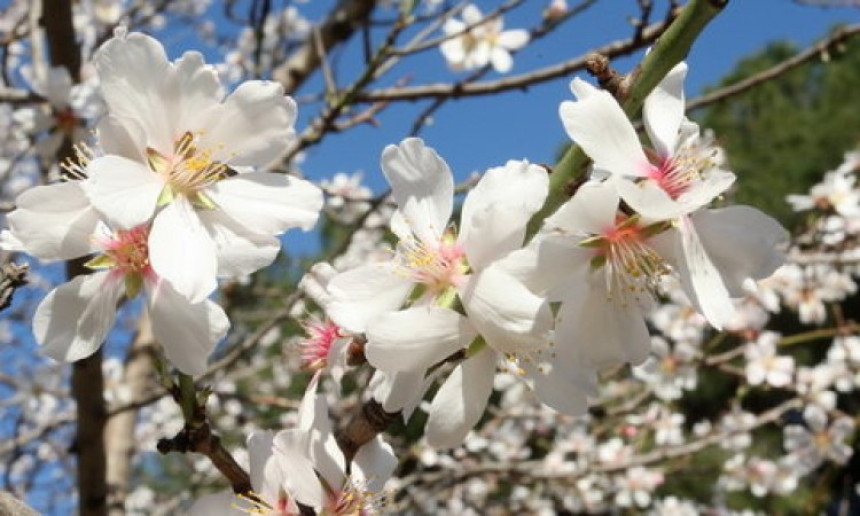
[559,65,788,329]
[596,437,633,466]
[653,408,686,446]
[718,407,756,451]
[31,222,228,375]
[613,466,664,508]
[634,336,699,400]
[787,154,860,217]
[796,364,838,411]
[825,336,860,392]
[327,138,557,448]
[771,263,857,325]
[649,496,699,516]
[439,4,529,73]
[13,65,102,162]
[320,171,372,224]
[724,455,800,497]
[783,405,855,474]
[743,331,794,388]
[83,30,323,303]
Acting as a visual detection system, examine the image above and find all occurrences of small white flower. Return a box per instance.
[744,331,794,388]
[439,4,529,73]
[784,405,855,473]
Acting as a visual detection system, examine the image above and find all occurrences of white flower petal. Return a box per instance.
[369,369,429,415]
[95,115,147,162]
[494,236,591,297]
[532,350,595,416]
[206,171,322,235]
[146,278,228,375]
[460,265,552,355]
[615,177,682,221]
[670,216,736,330]
[365,306,475,373]
[43,67,73,108]
[149,197,218,303]
[85,155,162,229]
[325,263,413,333]
[691,206,788,295]
[498,29,529,50]
[560,79,650,177]
[95,31,175,152]
[674,168,736,212]
[490,48,513,73]
[544,180,619,235]
[34,271,122,362]
[459,160,547,270]
[556,274,651,368]
[196,81,296,168]
[644,62,687,157]
[187,491,247,516]
[381,138,454,244]
[272,429,325,510]
[353,437,398,493]
[7,181,101,260]
[461,4,483,24]
[246,430,274,493]
[171,50,224,130]
[198,209,281,278]
[425,347,497,449]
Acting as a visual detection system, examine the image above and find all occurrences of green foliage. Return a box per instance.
[696,32,860,224]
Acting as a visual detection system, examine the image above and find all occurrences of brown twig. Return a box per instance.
[686,22,860,111]
[273,0,377,94]
[355,17,671,103]
[0,262,27,312]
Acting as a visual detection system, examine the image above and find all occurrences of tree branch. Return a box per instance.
[272,0,377,94]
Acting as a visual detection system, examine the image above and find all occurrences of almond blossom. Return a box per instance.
[2,175,228,374]
[503,180,663,394]
[190,376,397,515]
[783,405,855,473]
[439,4,529,73]
[559,63,788,329]
[326,137,556,447]
[83,30,322,302]
[743,331,794,388]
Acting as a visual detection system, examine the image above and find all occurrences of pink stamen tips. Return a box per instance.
[300,318,343,372]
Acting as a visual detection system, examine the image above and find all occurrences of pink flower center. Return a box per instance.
[93,225,152,276]
[300,318,342,372]
[395,236,469,294]
[644,139,718,200]
[582,215,669,299]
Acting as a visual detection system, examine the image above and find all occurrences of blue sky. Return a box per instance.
[271,0,859,193]
[153,1,860,199]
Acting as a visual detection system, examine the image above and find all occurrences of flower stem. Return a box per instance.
[177,373,197,425]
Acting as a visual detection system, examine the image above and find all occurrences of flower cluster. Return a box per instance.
[307,61,788,452]
[1,30,323,375]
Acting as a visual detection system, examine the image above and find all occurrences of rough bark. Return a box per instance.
[43,1,109,513]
